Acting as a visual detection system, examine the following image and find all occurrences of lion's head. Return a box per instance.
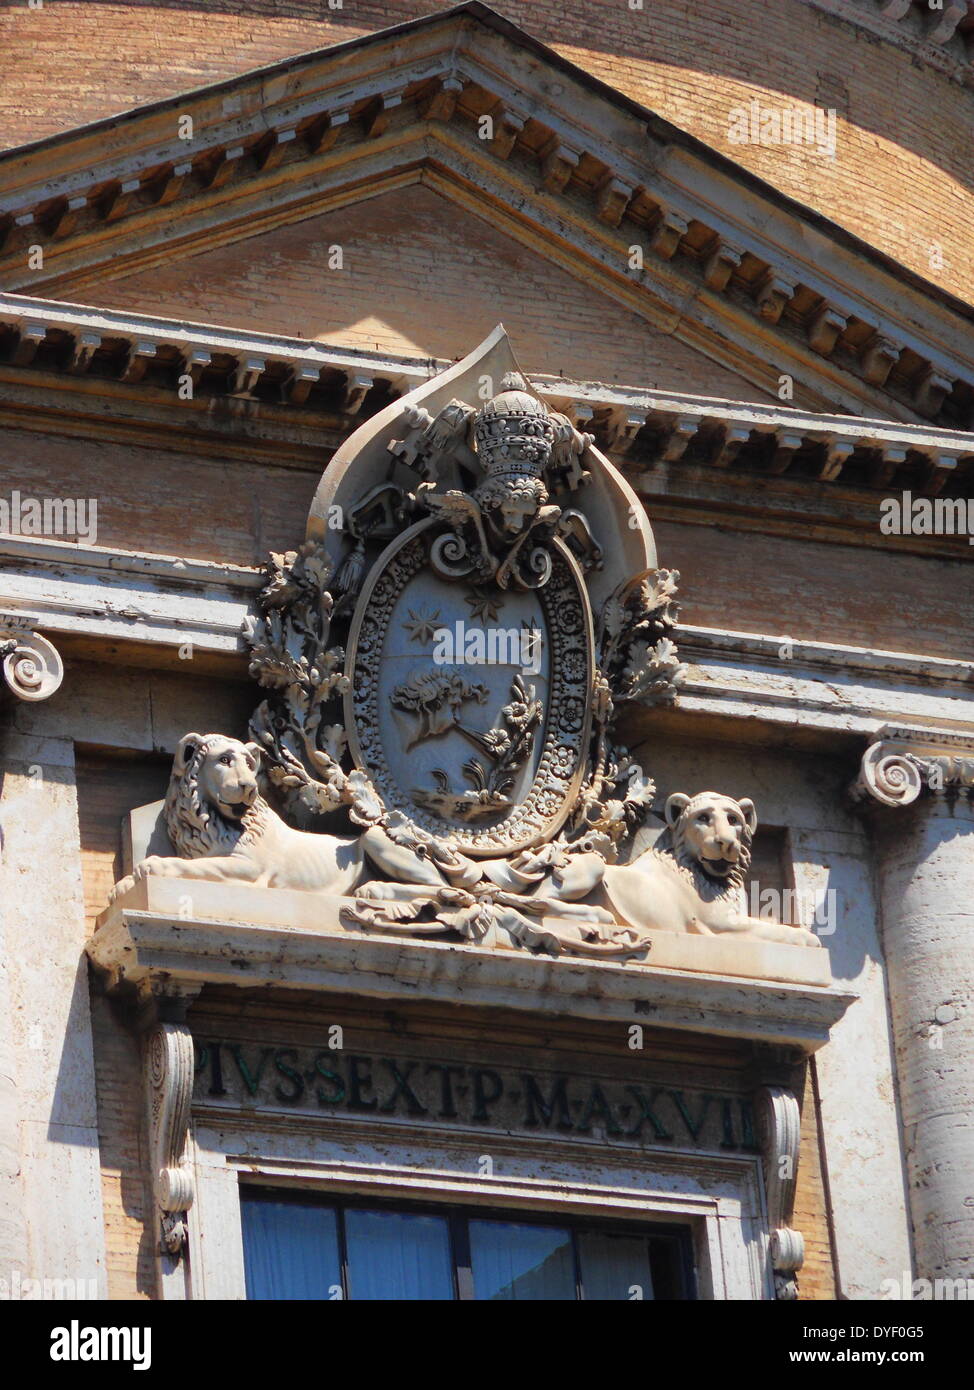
[164,733,264,858]
[664,790,756,887]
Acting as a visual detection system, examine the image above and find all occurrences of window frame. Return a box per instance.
[239,1185,697,1301]
[185,1117,772,1301]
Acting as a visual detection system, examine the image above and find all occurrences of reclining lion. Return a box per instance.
[109,732,464,901]
[602,791,821,946]
[535,790,821,947]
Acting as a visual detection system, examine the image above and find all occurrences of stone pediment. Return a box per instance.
[67,186,774,405]
[2,4,973,425]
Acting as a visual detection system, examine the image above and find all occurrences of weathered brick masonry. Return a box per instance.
[93,187,780,401]
[2,0,963,1306]
[2,0,971,306]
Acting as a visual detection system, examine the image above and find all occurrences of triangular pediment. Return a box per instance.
[1,2,972,423]
[83,184,774,403]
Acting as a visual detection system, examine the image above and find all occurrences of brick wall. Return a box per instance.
[2,419,969,657]
[794,1060,838,1300]
[1,1,971,307]
[76,750,171,1300]
[93,185,781,400]
[653,517,974,662]
[0,424,322,567]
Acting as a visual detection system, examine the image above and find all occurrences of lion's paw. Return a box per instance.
[132,856,170,883]
[108,874,136,904]
[109,859,167,902]
[356,880,398,901]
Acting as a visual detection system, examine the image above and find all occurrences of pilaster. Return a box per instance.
[0,699,107,1296]
[854,725,974,1283]
[0,617,66,1284]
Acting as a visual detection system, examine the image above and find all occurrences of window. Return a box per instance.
[241,1189,694,1300]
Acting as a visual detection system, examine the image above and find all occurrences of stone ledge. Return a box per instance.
[89,880,852,1053]
[3,290,973,490]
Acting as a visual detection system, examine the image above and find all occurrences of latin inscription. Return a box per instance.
[194,1040,758,1153]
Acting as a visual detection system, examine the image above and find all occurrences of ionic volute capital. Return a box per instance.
[0,613,64,702]
[853,725,974,808]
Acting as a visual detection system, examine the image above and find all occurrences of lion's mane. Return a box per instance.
[649,794,752,906]
[164,736,270,859]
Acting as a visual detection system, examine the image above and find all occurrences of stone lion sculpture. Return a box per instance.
[597,791,821,947]
[109,733,460,901]
[110,741,819,955]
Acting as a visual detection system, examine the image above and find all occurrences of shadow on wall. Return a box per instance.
[89,184,778,400]
[3,0,971,225]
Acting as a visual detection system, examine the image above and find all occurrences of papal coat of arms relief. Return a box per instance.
[112,328,821,960]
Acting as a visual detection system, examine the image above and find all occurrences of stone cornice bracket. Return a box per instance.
[139,980,201,1260]
[145,1020,195,1258]
[853,724,974,807]
[754,1085,804,1301]
[0,614,63,701]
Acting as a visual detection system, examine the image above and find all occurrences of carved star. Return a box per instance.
[465,588,503,623]
[402,607,442,644]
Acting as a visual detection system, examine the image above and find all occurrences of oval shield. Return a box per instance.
[345,519,593,856]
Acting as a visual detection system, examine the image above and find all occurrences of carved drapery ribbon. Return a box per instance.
[754,1084,804,1300]
[854,725,974,807]
[0,614,63,702]
[146,1022,195,1256]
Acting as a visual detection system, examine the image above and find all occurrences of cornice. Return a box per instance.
[1,295,972,511]
[3,537,971,742]
[680,626,974,689]
[810,0,974,81]
[0,538,259,659]
[88,899,855,1053]
[0,8,972,429]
